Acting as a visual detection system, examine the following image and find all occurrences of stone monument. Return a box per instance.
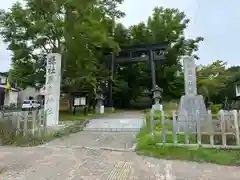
[178,56,207,132]
[44,53,61,126]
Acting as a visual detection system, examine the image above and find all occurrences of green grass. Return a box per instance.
[59,111,93,121]
[59,107,117,121]
[136,110,240,166]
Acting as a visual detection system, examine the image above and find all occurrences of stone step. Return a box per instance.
[85,119,144,128]
[83,128,141,132]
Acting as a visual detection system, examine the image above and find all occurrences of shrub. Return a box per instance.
[0,118,18,145]
[210,103,221,114]
[9,103,16,109]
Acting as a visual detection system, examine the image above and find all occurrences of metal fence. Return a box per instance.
[149,109,240,149]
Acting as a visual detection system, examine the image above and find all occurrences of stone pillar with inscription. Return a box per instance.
[44,53,62,126]
[178,56,207,133]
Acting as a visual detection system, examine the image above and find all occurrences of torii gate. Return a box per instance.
[103,43,168,107]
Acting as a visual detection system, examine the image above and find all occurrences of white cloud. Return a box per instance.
[119,0,197,28]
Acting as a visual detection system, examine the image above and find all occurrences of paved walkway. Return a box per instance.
[43,111,145,150]
[0,111,240,179]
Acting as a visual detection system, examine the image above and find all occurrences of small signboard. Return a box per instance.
[74,97,86,106]
[74,98,80,106]
[80,97,86,106]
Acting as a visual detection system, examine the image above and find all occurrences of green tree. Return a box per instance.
[1,3,205,108]
[197,60,229,103]
[214,65,240,104]
[112,7,203,107]
[0,0,124,92]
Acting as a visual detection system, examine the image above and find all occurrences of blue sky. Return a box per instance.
[0,0,239,72]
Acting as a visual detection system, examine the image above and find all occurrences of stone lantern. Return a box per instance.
[152,85,163,111]
[95,89,104,114]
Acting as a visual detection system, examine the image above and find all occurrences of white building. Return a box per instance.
[0,72,47,108]
[0,72,19,108]
[18,86,45,105]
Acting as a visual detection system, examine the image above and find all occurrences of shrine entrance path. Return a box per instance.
[1,111,240,179]
[43,110,146,150]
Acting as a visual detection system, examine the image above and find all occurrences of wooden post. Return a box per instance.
[184,111,190,144]
[161,110,166,144]
[10,113,17,136]
[23,111,28,136]
[219,110,227,146]
[43,110,47,134]
[150,110,154,136]
[37,110,42,136]
[238,110,240,128]
[16,112,21,136]
[233,110,240,145]
[172,111,177,144]
[32,110,36,135]
[196,111,201,146]
[208,110,214,146]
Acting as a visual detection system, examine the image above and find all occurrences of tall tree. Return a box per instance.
[112,7,203,107]
[196,60,229,102]
[0,0,124,91]
[213,65,240,104]
[1,3,207,108]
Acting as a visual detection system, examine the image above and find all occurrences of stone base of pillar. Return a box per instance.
[95,105,104,114]
[152,103,163,111]
[178,95,207,133]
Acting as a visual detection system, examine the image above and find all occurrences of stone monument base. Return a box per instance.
[95,105,104,114]
[152,103,163,111]
[178,95,207,133]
